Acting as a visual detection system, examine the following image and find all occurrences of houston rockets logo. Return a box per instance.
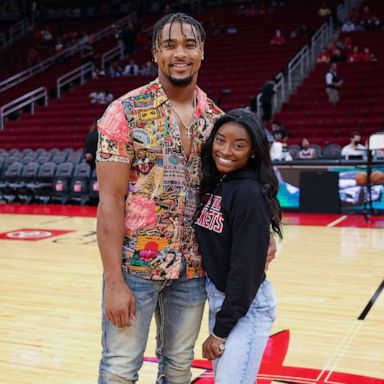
[144,330,384,383]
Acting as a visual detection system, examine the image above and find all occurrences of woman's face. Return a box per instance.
[212,122,253,174]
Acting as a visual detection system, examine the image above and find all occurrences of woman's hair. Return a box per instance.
[200,108,282,238]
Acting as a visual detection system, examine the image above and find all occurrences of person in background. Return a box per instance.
[298,138,317,159]
[83,121,99,169]
[325,63,342,105]
[341,132,367,160]
[195,109,282,384]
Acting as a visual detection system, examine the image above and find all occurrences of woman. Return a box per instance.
[194,109,282,383]
[298,138,317,159]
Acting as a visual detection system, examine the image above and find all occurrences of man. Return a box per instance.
[260,79,276,123]
[271,120,288,143]
[341,132,367,160]
[325,62,342,105]
[96,13,276,384]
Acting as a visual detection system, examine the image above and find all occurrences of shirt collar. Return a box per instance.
[151,78,209,116]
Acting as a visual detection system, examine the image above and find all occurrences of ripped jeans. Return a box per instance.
[98,270,206,384]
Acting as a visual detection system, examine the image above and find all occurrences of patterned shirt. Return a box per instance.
[96,79,223,280]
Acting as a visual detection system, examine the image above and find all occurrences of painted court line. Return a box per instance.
[327,215,347,227]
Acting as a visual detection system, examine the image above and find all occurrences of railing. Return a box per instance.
[9,18,30,44]
[101,45,124,72]
[0,13,136,94]
[57,62,94,98]
[287,45,310,91]
[310,21,334,64]
[0,87,48,130]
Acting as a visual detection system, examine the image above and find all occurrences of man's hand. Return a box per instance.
[202,335,225,361]
[105,281,136,328]
[265,234,277,271]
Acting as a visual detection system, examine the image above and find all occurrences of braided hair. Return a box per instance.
[152,13,206,52]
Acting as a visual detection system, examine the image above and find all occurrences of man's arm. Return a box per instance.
[97,161,136,328]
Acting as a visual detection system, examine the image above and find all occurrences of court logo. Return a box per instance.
[0,228,74,241]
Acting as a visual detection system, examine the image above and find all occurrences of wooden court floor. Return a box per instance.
[0,204,383,384]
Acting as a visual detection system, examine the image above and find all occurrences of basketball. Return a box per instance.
[370,171,384,185]
[355,172,368,185]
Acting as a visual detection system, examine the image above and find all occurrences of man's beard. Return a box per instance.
[168,74,193,88]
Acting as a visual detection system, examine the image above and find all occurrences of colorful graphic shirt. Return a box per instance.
[96,79,223,280]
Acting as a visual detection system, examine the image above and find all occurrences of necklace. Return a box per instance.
[169,94,197,139]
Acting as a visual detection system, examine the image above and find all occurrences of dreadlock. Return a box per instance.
[152,13,206,52]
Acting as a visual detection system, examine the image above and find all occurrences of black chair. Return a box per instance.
[89,168,99,203]
[0,149,8,157]
[67,152,83,164]
[28,162,57,204]
[0,162,23,202]
[51,162,75,204]
[51,154,68,165]
[8,148,21,156]
[322,144,342,159]
[68,162,92,205]
[21,148,34,156]
[13,162,40,203]
[0,156,6,175]
[288,144,301,159]
[310,144,322,159]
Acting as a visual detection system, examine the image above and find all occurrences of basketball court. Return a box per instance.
[0,204,383,383]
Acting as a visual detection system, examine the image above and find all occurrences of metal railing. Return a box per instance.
[57,62,94,98]
[9,18,30,44]
[101,45,124,72]
[0,13,136,94]
[287,45,310,91]
[310,21,334,64]
[0,87,48,130]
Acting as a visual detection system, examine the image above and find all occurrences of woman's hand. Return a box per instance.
[202,335,225,360]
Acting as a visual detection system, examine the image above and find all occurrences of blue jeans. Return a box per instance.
[206,277,276,384]
[99,270,206,384]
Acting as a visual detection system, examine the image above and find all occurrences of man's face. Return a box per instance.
[153,21,204,87]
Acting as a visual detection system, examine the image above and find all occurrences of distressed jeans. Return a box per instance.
[206,277,276,384]
[98,270,206,384]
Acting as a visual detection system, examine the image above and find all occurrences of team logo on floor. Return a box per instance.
[144,330,383,383]
[0,228,74,241]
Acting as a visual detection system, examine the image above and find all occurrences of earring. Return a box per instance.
[251,154,255,158]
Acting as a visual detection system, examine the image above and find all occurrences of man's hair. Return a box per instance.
[351,131,360,138]
[152,13,206,51]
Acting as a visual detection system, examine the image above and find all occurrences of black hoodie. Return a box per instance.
[195,169,270,338]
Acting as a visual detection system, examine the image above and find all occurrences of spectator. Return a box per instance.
[271,120,288,143]
[89,89,114,105]
[270,30,285,45]
[26,47,41,66]
[140,60,157,77]
[270,142,292,161]
[341,132,367,160]
[317,47,331,63]
[361,47,377,62]
[106,64,123,77]
[318,2,331,17]
[330,48,346,63]
[298,138,317,159]
[123,59,139,76]
[342,19,356,32]
[325,63,342,105]
[260,79,276,123]
[348,45,366,62]
[83,121,99,169]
